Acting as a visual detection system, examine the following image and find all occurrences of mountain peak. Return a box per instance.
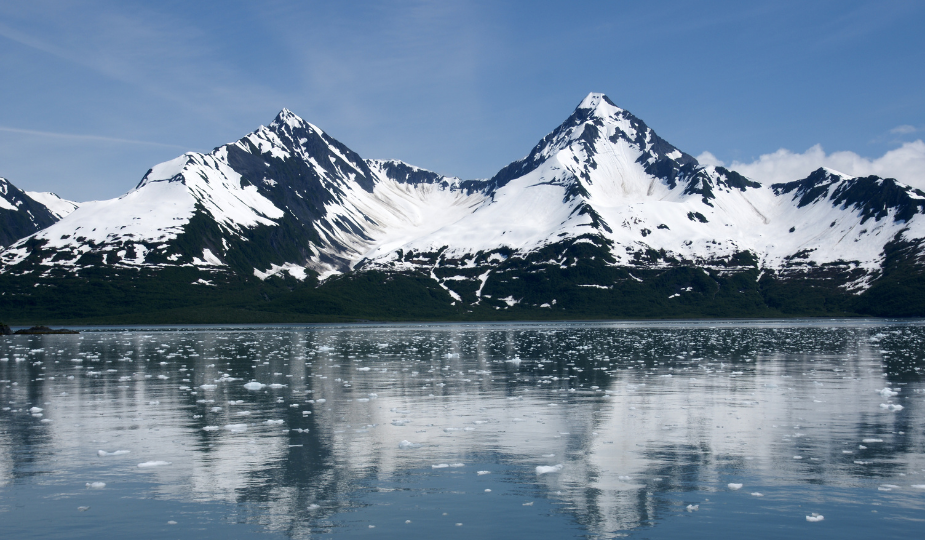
[270,108,311,131]
[577,92,621,115]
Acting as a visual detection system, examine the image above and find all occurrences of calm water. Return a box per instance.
[1,320,924,539]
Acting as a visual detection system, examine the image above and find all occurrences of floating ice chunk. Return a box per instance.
[307,504,321,510]
[878,388,898,397]
[356,367,371,371]
[356,398,369,402]
[265,419,284,425]
[536,464,563,475]
[854,460,871,465]
[210,406,222,412]
[30,407,43,413]
[200,384,217,391]
[243,382,265,391]
[880,403,904,411]
[78,506,90,512]
[98,450,130,457]
[686,504,699,512]
[751,492,764,497]
[86,482,106,489]
[398,440,421,449]
[432,463,449,469]
[878,484,899,491]
[202,426,219,431]
[912,485,925,489]
[392,419,411,426]
[862,438,883,443]
[368,393,378,398]
[477,471,491,475]
[484,489,491,492]
[505,358,521,366]
[728,483,743,490]
[269,383,286,389]
[225,424,248,433]
[806,513,824,522]
[137,461,171,468]
[793,456,803,460]
[618,475,631,481]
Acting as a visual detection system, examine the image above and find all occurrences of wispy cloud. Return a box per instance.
[891,125,918,135]
[0,2,284,125]
[0,125,186,149]
[698,141,925,190]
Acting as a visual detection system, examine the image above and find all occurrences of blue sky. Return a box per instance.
[1,0,923,201]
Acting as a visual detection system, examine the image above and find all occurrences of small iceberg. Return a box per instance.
[137,461,171,468]
[536,464,563,475]
[806,513,824,522]
[243,382,265,391]
[728,483,743,490]
[98,450,130,457]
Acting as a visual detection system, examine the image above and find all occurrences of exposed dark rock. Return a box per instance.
[13,325,79,334]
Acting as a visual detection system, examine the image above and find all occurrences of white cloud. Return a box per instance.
[697,141,925,190]
[890,125,917,135]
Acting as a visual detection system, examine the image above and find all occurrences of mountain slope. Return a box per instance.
[0,110,490,280]
[0,177,60,248]
[2,93,924,321]
[23,191,80,219]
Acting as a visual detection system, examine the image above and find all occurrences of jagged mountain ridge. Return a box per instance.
[0,110,488,279]
[2,93,925,319]
[0,177,70,248]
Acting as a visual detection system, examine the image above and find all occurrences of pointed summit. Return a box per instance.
[576,92,620,112]
[270,107,312,131]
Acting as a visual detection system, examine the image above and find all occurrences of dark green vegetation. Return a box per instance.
[2,235,922,325]
[11,325,78,334]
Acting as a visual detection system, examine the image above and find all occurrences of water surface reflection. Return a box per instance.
[1,321,924,538]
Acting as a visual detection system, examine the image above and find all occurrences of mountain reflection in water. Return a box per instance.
[1,321,924,539]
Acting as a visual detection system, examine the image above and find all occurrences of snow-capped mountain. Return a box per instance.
[0,109,488,279]
[23,191,80,220]
[0,177,62,248]
[2,93,924,319]
[359,94,925,302]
